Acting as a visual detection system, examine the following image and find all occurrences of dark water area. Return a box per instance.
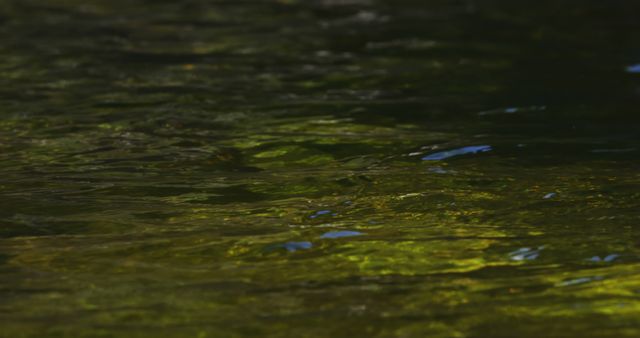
[0,0,639,337]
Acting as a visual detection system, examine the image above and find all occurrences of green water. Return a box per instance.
[1,0,640,337]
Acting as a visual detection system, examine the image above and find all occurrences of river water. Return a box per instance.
[1,0,639,337]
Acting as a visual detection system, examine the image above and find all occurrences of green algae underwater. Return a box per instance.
[1,0,640,337]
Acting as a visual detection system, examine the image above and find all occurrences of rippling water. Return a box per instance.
[1,1,640,337]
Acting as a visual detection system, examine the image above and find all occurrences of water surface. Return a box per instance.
[1,0,640,337]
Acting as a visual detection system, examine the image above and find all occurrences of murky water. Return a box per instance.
[1,0,640,337]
